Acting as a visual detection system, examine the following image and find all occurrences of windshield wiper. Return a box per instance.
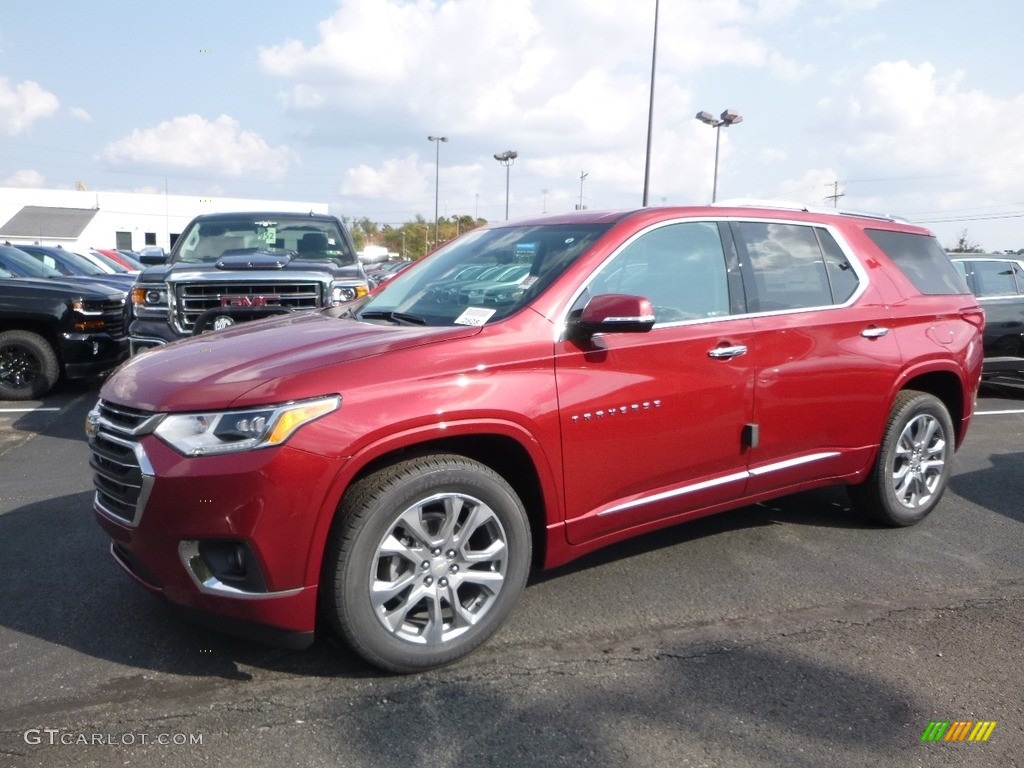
[359,310,428,326]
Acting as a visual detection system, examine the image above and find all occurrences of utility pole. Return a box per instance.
[825,180,845,208]
[578,172,588,210]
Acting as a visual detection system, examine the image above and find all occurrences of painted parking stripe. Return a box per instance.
[976,408,1024,416]
[0,407,61,413]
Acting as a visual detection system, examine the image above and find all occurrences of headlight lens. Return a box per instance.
[153,395,340,456]
[329,282,369,305]
[131,285,168,308]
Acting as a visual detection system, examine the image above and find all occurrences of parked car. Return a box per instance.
[88,203,983,672]
[951,254,1024,388]
[366,259,414,289]
[7,243,135,292]
[116,250,147,270]
[83,248,137,275]
[126,211,369,354]
[93,248,143,273]
[1,266,128,399]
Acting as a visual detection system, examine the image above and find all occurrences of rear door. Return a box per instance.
[729,221,904,494]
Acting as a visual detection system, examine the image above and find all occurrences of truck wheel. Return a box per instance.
[323,454,531,673]
[849,390,954,527]
[0,330,60,400]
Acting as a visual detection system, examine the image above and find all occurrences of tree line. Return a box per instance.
[343,214,487,260]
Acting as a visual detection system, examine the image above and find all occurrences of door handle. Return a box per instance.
[708,344,748,359]
[860,326,890,339]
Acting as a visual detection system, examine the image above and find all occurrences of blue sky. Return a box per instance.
[3,0,1024,250]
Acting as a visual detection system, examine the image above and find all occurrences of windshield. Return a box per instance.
[358,222,610,326]
[173,215,356,266]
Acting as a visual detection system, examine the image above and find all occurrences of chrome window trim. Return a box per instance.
[555,215,870,342]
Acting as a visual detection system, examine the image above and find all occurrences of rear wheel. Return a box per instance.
[322,454,531,673]
[849,390,954,526]
[0,330,60,401]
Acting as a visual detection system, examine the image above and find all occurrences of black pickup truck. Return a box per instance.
[128,211,368,354]
[0,267,129,400]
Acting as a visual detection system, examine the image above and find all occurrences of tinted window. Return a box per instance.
[866,229,969,295]
[965,260,1022,297]
[584,221,729,322]
[734,222,833,311]
[817,227,860,304]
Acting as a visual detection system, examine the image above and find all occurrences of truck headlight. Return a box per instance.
[153,395,340,456]
[329,282,369,305]
[131,285,168,308]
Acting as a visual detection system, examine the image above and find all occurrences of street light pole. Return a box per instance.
[642,0,660,207]
[494,150,518,220]
[427,135,448,245]
[695,109,742,203]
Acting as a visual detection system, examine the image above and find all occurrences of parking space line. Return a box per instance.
[976,409,1024,416]
[0,407,61,413]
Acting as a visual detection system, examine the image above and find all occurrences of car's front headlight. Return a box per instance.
[153,395,340,456]
[329,281,369,305]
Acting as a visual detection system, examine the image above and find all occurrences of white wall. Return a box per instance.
[0,187,328,253]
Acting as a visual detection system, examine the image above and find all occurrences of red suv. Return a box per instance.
[87,204,984,672]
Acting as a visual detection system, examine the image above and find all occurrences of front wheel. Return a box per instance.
[849,390,955,526]
[0,330,60,401]
[322,454,531,673]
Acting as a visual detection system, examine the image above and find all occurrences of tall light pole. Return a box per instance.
[642,0,660,207]
[427,135,448,244]
[578,171,588,210]
[494,150,518,220]
[695,109,742,203]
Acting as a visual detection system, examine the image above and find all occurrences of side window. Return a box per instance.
[865,229,970,295]
[970,260,1020,298]
[816,227,860,304]
[583,221,729,323]
[733,222,833,311]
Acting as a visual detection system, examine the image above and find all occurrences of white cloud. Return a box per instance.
[102,114,295,179]
[2,169,46,187]
[0,77,59,135]
[830,60,1024,190]
[69,106,92,123]
[342,154,428,203]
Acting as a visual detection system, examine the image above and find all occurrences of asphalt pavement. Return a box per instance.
[0,386,1022,768]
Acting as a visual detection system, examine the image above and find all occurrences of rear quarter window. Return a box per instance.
[866,229,970,295]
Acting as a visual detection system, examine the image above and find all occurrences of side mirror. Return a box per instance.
[568,293,656,337]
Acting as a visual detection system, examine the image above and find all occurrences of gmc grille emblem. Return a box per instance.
[219,295,281,308]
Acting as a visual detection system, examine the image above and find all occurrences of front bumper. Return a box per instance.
[128,318,179,355]
[91,430,345,643]
[59,333,129,379]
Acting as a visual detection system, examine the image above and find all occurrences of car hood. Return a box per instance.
[0,276,124,300]
[101,311,480,411]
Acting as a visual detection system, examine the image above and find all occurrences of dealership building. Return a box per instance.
[0,186,327,254]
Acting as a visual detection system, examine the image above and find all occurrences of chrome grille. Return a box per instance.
[101,299,127,339]
[88,400,159,526]
[172,281,321,332]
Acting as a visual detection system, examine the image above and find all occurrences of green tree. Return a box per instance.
[947,228,984,253]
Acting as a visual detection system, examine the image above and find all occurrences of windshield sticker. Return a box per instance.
[454,307,497,326]
[519,275,538,289]
[257,226,277,244]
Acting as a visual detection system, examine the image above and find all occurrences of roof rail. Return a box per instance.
[711,198,906,223]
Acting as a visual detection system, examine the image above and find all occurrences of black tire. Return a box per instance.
[849,390,955,527]
[0,330,60,401]
[322,454,531,673]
